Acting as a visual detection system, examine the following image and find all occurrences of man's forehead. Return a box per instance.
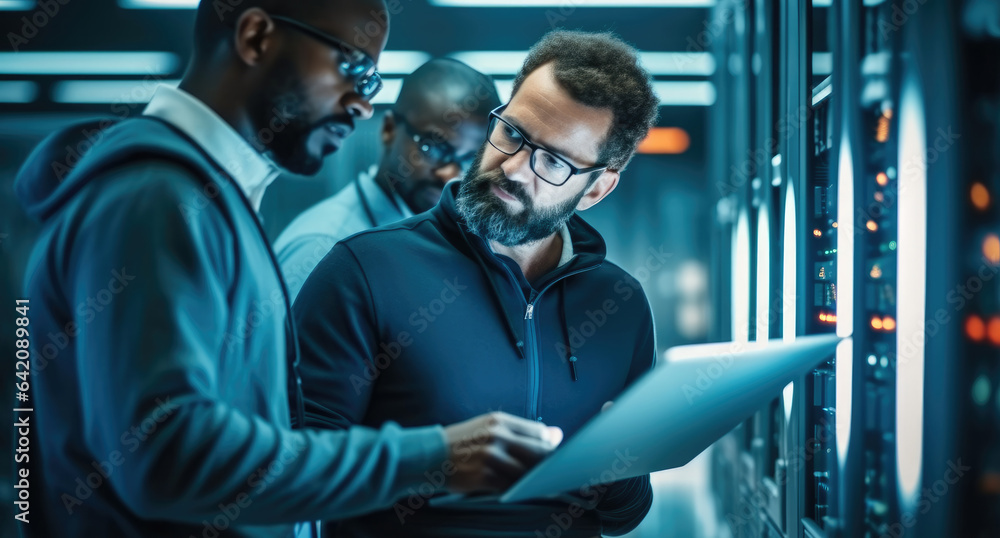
[305,0,389,60]
[503,64,612,165]
[404,92,489,132]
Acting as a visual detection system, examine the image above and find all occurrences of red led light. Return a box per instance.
[967,315,986,342]
[988,317,1000,346]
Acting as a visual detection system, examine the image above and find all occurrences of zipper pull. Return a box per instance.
[525,303,534,319]
[569,355,578,381]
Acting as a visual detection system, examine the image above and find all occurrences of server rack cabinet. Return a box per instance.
[915,1,1000,537]
[708,0,917,536]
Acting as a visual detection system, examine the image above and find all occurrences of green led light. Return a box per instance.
[973,374,992,406]
[889,241,897,250]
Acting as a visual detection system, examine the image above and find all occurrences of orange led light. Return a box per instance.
[876,172,889,186]
[813,229,823,237]
[984,234,1000,266]
[867,220,879,232]
[882,316,896,331]
[874,191,885,203]
[871,316,884,330]
[876,117,890,142]
[882,109,894,120]
[972,182,990,210]
[988,317,1000,346]
[832,222,839,228]
[637,127,691,154]
[870,265,883,279]
[819,313,827,322]
[967,315,986,342]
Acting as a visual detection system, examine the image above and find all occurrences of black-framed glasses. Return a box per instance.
[269,15,383,100]
[395,113,478,169]
[486,105,607,186]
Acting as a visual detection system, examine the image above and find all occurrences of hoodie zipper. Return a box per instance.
[495,262,597,421]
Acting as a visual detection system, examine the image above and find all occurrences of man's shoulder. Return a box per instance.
[340,209,449,261]
[571,258,653,312]
[274,182,367,251]
[338,211,442,251]
[66,160,238,240]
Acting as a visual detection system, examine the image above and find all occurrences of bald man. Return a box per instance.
[13,2,556,537]
[275,58,501,299]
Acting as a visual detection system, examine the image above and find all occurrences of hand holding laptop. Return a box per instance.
[442,412,563,493]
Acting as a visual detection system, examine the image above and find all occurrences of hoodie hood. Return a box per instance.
[14,118,121,223]
[432,180,607,372]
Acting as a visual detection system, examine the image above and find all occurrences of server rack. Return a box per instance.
[916,1,1000,537]
[707,0,926,536]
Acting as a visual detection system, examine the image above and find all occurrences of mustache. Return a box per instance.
[309,113,355,137]
[477,168,531,207]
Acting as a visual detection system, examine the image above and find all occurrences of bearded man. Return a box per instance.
[293,30,660,537]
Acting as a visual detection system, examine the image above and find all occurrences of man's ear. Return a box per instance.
[233,8,277,67]
[576,170,620,211]
[381,110,397,147]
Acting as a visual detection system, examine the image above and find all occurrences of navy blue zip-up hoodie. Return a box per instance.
[294,181,656,537]
[13,117,448,538]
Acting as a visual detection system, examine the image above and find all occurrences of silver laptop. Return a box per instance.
[495,333,844,503]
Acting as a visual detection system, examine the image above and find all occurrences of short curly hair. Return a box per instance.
[511,30,658,172]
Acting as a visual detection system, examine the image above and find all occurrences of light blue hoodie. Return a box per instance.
[14,116,447,538]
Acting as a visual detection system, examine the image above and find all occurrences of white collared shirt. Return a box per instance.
[143,85,281,212]
[273,167,414,300]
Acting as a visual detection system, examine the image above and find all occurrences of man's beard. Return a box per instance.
[455,151,586,247]
[255,64,353,176]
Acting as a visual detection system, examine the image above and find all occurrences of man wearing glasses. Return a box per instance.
[275,58,500,300]
[15,2,558,537]
[294,30,660,537]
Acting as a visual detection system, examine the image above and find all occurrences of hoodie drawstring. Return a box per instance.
[560,279,578,381]
[458,225,579,380]
[457,228,526,359]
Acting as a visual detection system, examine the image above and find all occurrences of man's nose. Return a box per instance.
[500,146,535,184]
[433,162,462,183]
[343,93,374,121]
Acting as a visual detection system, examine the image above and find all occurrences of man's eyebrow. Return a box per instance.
[502,114,584,166]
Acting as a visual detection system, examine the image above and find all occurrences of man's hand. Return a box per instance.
[442,412,562,494]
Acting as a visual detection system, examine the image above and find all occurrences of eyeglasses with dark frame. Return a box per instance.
[394,113,478,170]
[486,104,608,186]
[268,14,383,100]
